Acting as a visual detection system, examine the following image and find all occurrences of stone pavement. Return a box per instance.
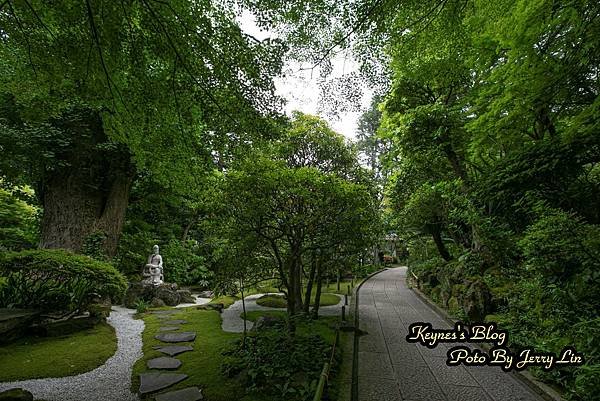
[357,267,545,401]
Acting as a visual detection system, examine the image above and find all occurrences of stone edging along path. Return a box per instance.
[0,306,144,401]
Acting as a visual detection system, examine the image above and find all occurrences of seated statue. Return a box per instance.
[142,244,164,286]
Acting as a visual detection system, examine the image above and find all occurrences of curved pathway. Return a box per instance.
[222,293,344,333]
[0,306,144,401]
[357,267,545,401]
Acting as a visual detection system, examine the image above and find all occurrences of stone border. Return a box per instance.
[408,282,565,401]
[350,267,388,401]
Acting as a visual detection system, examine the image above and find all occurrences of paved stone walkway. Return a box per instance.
[357,267,545,401]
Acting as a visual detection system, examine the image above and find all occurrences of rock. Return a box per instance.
[0,388,34,401]
[462,280,492,321]
[177,290,195,304]
[155,332,196,343]
[34,315,101,337]
[158,326,180,332]
[147,356,182,370]
[123,282,181,308]
[87,303,111,318]
[0,309,40,344]
[163,320,187,325]
[155,286,181,307]
[154,345,193,356]
[252,315,282,332]
[197,290,214,299]
[155,387,203,401]
[196,303,223,313]
[138,373,187,394]
[151,310,178,316]
[151,298,166,308]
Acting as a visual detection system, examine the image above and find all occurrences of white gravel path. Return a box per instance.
[221,293,346,333]
[174,295,211,308]
[0,306,144,401]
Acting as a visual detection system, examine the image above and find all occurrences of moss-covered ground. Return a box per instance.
[0,322,117,382]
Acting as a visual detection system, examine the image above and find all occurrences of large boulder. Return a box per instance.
[123,282,181,308]
[177,290,195,304]
[0,309,40,344]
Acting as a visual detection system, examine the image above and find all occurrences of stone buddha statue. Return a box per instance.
[142,244,164,285]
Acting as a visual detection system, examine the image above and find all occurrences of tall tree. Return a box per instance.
[0,0,285,256]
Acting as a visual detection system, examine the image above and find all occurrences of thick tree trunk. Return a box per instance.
[303,251,317,314]
[429,224,452,262]
[311,257,323,319]
[39,108,134,257]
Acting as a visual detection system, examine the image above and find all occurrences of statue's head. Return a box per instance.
[153,244,159,254]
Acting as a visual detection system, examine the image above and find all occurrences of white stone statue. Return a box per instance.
[142,244,164,285]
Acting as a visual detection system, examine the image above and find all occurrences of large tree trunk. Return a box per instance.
[428,224,452,262]
[311,257,323,319]
[303,251,317,314]
[39,108,134,257]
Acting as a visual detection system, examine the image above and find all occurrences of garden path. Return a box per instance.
[356,267,546,401]
[0,306,144,401]
[221,292,345,333]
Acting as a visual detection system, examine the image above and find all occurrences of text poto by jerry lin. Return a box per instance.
[406,322,584,371]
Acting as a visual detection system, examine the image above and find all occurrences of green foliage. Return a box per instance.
[222,318,336,400]
[0,249,127,311]
[351,264,379,279]
[0,187,39,251]
[134,299,149,314]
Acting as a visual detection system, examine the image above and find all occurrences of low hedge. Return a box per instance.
[0,249,127,312]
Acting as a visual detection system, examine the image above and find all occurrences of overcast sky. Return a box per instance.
[238,11,371,140]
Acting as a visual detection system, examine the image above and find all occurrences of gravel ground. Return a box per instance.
[221,293,345,333]
[0,306,144,401]
[174,295,211,308]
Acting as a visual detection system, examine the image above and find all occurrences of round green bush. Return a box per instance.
[0,249,127,311]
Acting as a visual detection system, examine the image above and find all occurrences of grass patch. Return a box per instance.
[255,293,341,308]
[0,322,117,382]
[210,295,239,308]
[132,308,266,401]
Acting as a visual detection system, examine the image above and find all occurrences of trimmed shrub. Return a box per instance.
[0,249,127,312]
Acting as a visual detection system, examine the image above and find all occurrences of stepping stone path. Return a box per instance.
[154,332,196,343]
[153,345,194,356]
[147,357,182,370]
[155,387,203,401]
[139,373,188,394]
[158,326,180,332]
[162,319,187,325]
[139,309,201,398]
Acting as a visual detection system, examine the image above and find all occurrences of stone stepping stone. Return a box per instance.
[155,387,203,401]
[163,319,187,325]
[158,326,180,332]
[155,332,196,343]
[147,356,182,370]
[139,373,187,394]
[151,310,178,315]
[153,345,194,356]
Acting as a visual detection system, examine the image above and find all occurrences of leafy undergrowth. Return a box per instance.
[0,322,117,382]
[132,307,267,401]
[255,293,341,308]
[222,313,343,401]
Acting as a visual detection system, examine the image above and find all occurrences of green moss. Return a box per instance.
[132,308,265,401]
[0,322,117,381]
[210,295,239,308]
[255,293,341,309]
